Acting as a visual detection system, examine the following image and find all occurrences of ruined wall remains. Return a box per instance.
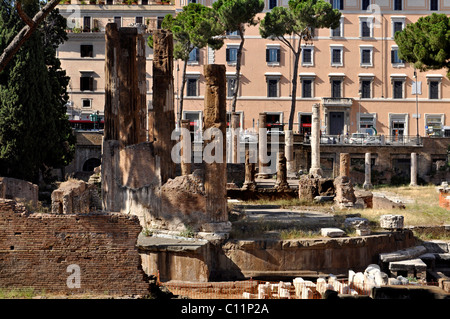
[0,177,38,208]
[51,179,100,214]
[0,199,149,295]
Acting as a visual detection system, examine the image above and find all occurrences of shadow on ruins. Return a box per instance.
[0,24,449,299]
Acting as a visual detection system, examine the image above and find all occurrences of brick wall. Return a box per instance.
[0,199,150,295]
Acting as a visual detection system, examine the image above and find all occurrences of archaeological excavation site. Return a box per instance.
[0,25,450,300]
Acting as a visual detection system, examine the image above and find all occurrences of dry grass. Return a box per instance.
[338,185,450,227]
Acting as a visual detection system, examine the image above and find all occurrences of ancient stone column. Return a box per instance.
[275,152,289,190]
[363,152,373,190]
[231,112,240,163]
[104,24,147,147]
[103,23,148,212]
[339,153,350,177]
[284,130,295,176]
[203,64,229,230]
[152,29,176,184]
[181,119,191,176]
[410,152,418,187]
[258,112,271,178]
[242,149,256,191]
[309,103,323,177]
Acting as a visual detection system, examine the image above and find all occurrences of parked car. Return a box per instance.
[348,133,368,144]
[363,135,382,145]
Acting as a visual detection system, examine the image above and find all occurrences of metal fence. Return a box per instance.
[302,134,423,146]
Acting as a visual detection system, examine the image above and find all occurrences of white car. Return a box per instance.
[348,133,368,144]
[363,135,382,145]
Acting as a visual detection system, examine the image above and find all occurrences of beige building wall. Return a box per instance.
[57,1,450,138]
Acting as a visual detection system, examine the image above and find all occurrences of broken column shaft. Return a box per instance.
[203,64,228,227]
[152,30,176,184]
[363,152,373,190]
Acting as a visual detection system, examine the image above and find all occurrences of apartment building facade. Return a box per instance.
[57,0,450,139]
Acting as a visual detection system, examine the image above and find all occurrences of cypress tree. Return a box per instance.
[0,0,75,183]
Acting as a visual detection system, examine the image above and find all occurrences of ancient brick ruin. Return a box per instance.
[0,199,149,295]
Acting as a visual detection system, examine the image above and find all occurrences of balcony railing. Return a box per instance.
[302,134,423,146]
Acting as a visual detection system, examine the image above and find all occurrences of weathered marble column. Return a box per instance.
[309,103,323,177]
[203,64,229,230]
[284,130,295,176]
[242,149,256,191]
[363,152,373,190]
[334,152,356,208]
[231,112,240,163]
[410,152,418,187]
[181,119,191,176]
[275,152,289,190]
[258,112,271,178]
[152,29,176,184]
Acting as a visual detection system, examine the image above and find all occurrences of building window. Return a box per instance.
[82,99,92,108]
[390,114,407,137]
[425,114,444,136]
[331,47,343,66]
[226,30,240,37]
[135,16,143,24]
[360,19,372,38]
[266,46,280,64]
[392,80,404,99]
[301,47,314,66]
[226,46,238,64]
[360,47,373,66]
[361,0,370,10]
[298,113,312,135]
[331,79,342,98]
[359,113,377,134]
[83,16,91,32]
[186,78,198,97]
[80,45,93,58]
[430,0,438,10]
[394,0,402,10]
[188,47,199,64]
[267,79,279,97]
[391,48,404,65]
[393,21,403,36]
[331,0,343,10]
[157,17,164,29]
[80,75,94,91]
[141,0,148,4]
[269,0,277,9]
[302,79,313,98]
[227,77,236,98]
[114,16,121,28]
[360,80,371,98]
[106,0,113,4]
[429,81,440,99]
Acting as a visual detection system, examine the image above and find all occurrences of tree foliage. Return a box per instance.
[149,3,224,125]
[213,0,264,114]
[395,13,450,78]
[260,0,341,130]
[0,0,75,183]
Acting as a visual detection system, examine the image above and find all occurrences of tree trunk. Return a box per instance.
[0,0,61,72]
[231,24,244,114]
[177,59,188,128]
[285,43,302,175]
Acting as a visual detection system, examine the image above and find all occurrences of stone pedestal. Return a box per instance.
[380,214,404,230]
[275,152,289,190]
[334,153,356,208]
[242,149,256,191]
